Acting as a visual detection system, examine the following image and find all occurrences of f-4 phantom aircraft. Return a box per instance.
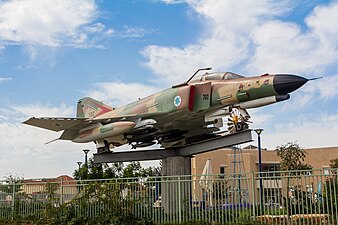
[23,68,317,152]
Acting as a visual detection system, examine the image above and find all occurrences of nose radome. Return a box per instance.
[273,74,308,95]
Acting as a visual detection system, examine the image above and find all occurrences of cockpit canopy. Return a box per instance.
[189,72,245,83]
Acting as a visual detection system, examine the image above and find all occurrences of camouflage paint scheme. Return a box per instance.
[23,71,308,150]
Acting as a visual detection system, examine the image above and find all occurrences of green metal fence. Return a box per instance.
[0,169,337,224]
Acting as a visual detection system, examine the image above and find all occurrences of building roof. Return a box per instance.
[243,145,257,149]
[22,175,74,184]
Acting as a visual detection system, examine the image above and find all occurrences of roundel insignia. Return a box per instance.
[174,95,182,107]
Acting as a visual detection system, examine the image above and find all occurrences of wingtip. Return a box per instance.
[22,118,30,124]
[22,117,35,124]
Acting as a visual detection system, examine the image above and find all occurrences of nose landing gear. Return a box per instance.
[227,108,251,134]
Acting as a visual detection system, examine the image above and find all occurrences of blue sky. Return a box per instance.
[0,0,337,178]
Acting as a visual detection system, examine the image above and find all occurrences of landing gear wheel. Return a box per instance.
[104,140,110,152]
[235,122,243,132]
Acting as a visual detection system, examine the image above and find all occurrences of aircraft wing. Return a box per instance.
[124,110,220,148]
[23,114,144,132]
[157,112,219,146]
[23,117,88,132]
[23,112,219,148]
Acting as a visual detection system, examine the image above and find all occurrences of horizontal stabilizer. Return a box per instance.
[23,117,87,132]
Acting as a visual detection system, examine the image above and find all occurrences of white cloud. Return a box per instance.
[0,0,156,50]
[0,0,99,47]
[248,21,317,73]
[13,103,74,117]
[248,108,274,126]
[120,25,151,38]
[0,122,93,178]
[84,23,106,33]
[16,64,37,70]
[306,1,338,48]
[0,104,93,179]
[247,1,338,75]
[307,75,338,100]
[143,1,338,85]
[141,1,291,85]
[86,81,160,107]
[0,108,24,123]
[0,77,12,83]
[247,20,338,74]
[160,0,185,4]
[260,111,338,150]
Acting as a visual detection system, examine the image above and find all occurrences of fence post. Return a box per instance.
[11,182,15,220]
[178,176,182,224]
[60,179,63,205]
[251,172,255,218]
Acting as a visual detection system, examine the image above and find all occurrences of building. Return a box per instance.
[192,146,338,176]
[191,146,338,206]
[20,175,77,203]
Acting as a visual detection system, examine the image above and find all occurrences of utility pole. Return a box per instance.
[254,129,264,212]
[83,149,90,179]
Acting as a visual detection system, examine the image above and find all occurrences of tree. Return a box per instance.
[275,142,312,171]
[330,158,338,169]
[0,174,23,193]
[275,142,312,217]
[122,162,142,178]
[74,158,123,180]
[122,162,161,178]
[74,158,161,180]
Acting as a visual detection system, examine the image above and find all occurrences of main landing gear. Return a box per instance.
[96,140,110,154]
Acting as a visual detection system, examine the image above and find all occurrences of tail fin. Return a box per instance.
[77,97,113,118]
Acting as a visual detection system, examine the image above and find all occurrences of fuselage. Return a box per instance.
[92,72,306,120]
[72,72,309,146]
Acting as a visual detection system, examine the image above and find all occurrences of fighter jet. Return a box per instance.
[23,68,317,152]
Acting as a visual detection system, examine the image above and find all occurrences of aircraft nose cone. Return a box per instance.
[273,74,308,95]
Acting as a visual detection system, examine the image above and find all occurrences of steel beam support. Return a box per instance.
[178,130,252,156]
[94,148,178,163]
[93,130,252,164]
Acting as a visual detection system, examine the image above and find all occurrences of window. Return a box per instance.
[323,167,330,175]
[220,165,226,178]
[222,72,244,80]
[190,72,245,83]
[261,164,280,177]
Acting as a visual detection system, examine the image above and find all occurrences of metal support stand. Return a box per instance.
[93,130,253,163]
[92,130,253,214]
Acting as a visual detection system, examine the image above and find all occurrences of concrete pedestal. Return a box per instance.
[161,156,191,216]
[162,156,191,176]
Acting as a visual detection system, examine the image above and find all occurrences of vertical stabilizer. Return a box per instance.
[77,97,113,118]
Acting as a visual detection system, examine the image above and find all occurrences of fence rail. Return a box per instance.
[0,169,337,224]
